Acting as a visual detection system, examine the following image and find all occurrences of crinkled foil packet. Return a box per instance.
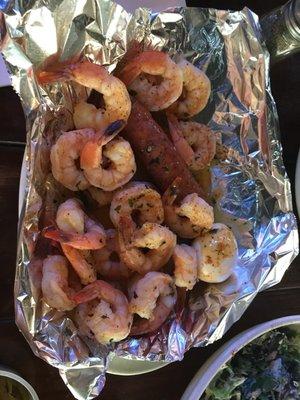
[0,1,299,398]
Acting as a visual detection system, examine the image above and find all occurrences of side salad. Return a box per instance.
[201,327,300,400]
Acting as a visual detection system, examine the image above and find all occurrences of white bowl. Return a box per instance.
[181,315,300,400]
[0,367,39,400]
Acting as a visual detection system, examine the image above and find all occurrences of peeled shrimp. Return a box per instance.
[163,178,214,239]
[43,198,106,250]
[38,60,131,131]
[45,198,97,283]
[73,280,133,344]
[50,128,95,191]
[118,221,176,274]
[173,244,197,290]
[193,223,238,283]
[168,59,211,118]
[119,51,183,111]
[80,134,136,191]
[93,229,130,281]
[128,271,176,320]
[167,114,216,171]
[41,255,76,311]
[110,182,164,231]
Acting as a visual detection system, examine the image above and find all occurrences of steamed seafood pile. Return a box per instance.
[35,51,238,345]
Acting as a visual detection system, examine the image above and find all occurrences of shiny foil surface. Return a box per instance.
[0,1,298,399]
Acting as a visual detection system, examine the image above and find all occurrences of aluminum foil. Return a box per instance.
[1,1,299,399]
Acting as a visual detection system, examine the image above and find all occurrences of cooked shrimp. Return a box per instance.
[118,51,183,111]
[87,186,116,207]
[93,229,130,281]
[80,134,136,191]
[168,59,211,118]
[73,280,133,344]
[50,128,95,191]
[163,178,214,238]
[41,255,76,311]
[38,60,131,131]
[167,114,216,171]
[28,258,43,302]
[56,198,85,234]
[47,198,97,283]
[128,271,176,320]
[173,244,197,290]
[61,245,96,285]
[130,297,174,336]
[43,198,106,250]
[110,182,164,231]
[193,223,238,283]
[118,221,176,274]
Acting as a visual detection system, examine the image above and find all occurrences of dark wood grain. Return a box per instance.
[0,145,24,319]
[0,0,299,399]
[0,87,26,144]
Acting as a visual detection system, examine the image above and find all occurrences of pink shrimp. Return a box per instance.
[73,280,133,344]
[43,199,106,250]
[93,229,131,281]
[41,255,76,311]
[168,59,211,118]
[167,113,216,172]
[118,51,183,111]
[61,244,96,285]
[128,271,176,320]
[38,60,131,131]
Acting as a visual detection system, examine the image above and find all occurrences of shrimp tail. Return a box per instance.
[73,282,100,304]
[80,141,100,169]
[118,63,141,86]
[104,119,126,136]
[167,113,194,165]
[162,177,182,206]
[80,119,127,170]
[37,68,71,85]
[43,226,70,242]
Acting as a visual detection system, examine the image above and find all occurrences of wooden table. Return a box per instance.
[0,1,299,399]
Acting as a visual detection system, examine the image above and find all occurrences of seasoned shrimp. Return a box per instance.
[43,198,106,250]
[118,221,176,274]
[93,229,131,281]
[119,51,183,111]
[167,114,216,171]
[128,271,176,320]
[163,178,214,238]
[47,198,97,283]
[38,60,131,131]
[168,59,211,118]
[173,244,197,290]
[61,245,96,285]
[80,134,136,191]
[193,223,238,283]
[50,128,95,191]
[110,182,164,231]
[130,297,174,336]
[56,198,85,234]
[41,255,76,311]
[73,280,133,344]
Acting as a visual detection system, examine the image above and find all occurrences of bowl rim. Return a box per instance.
[0,369,39,400]
[181,315,300,400]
